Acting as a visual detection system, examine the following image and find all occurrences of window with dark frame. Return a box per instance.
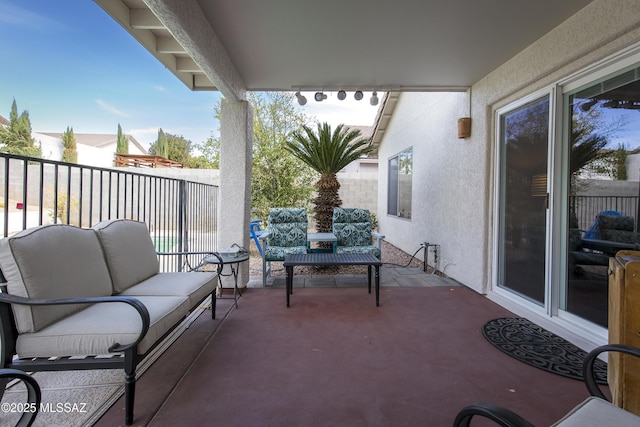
[387,147,413,218]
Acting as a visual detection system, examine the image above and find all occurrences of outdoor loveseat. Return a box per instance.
[453,344,640,426]
[0,219,219,425]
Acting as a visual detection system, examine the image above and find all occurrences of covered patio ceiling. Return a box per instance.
[95,0,594,100]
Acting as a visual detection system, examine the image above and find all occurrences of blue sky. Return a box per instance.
[0,1,379,150]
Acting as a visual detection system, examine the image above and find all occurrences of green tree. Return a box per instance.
[286,122,372,232]
[207,92,316,221]
[61,126,77,163]
[612,143,628,180]
[155,128,168,158]
[194,135,220,168]
[0,99,42,158]
[249,92,316,221]
[116,123,128,155]
[149,132,191,164]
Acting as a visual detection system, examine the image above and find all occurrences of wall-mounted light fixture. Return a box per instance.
[295,91,307,106]
[458,88,472,139]
[457,117,471,139]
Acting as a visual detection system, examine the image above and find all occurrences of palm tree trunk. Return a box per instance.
[314,173,342,233]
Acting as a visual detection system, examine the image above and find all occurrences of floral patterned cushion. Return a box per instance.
[264,245,307,261]
[332,208,373,248]
[264,208,308,261]
[336,245,381,258]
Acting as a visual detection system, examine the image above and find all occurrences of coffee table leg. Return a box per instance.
[367,265,372,294]
[375,265,380,307]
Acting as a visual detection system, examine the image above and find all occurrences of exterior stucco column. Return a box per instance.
[218,99,253,288]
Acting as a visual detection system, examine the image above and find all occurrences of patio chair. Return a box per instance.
[0,368,41,427]
[249,219,266,257]
[453,344,640,426]
[332,208,385,258]
[260,208,308,286]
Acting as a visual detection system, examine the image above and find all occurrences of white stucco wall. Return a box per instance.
[378,0,640,297]
[377,91,480,286]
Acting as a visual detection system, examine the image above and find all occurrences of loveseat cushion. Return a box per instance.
[93,219,160,294]
[0,224,113,333]
[15,295,190,357]
[119,271,217,308]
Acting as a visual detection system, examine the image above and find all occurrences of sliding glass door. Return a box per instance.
[563,65,640,327]
[497,95,551,305]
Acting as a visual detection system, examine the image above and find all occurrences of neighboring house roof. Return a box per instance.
[39,132,147,153]
[344,125,373,141]
[0,115,10,127]
[370,92,400,158]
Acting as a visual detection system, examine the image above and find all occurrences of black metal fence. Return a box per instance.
[0,153,218,272]
[571,195,639,231]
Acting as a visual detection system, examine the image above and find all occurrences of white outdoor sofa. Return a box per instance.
[0,219,219,425]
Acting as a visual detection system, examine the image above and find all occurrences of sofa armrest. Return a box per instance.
[156,251,223,273]
[0,293,150,353]
[372,232,385,250]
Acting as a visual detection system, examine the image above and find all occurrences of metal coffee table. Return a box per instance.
[283,253,382,307]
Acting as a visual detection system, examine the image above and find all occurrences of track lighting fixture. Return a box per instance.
[294,88,383,105]
[370,91,379,106]
[295,91,307,106]
[580,98,597,112]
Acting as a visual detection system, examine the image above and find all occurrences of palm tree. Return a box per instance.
[286,122,372,232]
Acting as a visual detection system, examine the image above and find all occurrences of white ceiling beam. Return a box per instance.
[130,8,164,29]
[176,57,200,73]
[143,0,246,101]
[193,74,216,90]
[156,36,185,54]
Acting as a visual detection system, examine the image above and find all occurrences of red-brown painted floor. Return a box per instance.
[95,280,594,427]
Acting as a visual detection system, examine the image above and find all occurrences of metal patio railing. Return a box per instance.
[0,153,218,272]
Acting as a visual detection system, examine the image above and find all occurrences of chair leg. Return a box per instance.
[123,350,137,426]
[262,260,272,287]
[263,257,267,287]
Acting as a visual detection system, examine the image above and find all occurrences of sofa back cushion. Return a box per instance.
[0,224,113,333]
[93,219,159,294]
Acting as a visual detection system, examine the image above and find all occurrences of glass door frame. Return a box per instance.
[492,87,556,315]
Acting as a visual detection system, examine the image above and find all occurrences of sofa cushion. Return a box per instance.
[0,224,113,333]
[93,219,159,294]
[119,271,217,308]
[552,396,640,426]
[15,295,190,357]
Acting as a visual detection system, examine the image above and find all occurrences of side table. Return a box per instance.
[307,232,337,253]
[200,252,249,309]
